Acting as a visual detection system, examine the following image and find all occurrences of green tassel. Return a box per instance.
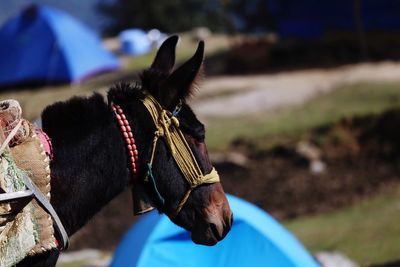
[147,163,165,206]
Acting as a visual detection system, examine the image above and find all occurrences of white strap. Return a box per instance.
[0,119,22,155]
[20,173,69,250]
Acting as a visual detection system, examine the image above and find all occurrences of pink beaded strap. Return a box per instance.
[112,104,139,174]
[36,128,53,160]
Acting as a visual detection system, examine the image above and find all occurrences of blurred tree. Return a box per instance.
[353,0,369,60]
[97,0,230,36]
[226,0,276,33]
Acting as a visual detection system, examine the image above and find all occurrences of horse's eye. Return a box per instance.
[197,130,205,141]
[182,127,204,142]
[192,124,205,141]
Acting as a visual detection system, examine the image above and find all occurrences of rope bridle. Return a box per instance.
[143,95,220,217]
[112,94,220,217]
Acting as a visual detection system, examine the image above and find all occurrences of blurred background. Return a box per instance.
[1,0,400,266]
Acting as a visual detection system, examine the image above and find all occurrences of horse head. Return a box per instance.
[127,36,232,245]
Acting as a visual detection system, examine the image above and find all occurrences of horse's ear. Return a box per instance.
[164,40,204,107]
[151,35,179,74]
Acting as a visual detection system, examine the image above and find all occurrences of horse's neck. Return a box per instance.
[41,94,132,235]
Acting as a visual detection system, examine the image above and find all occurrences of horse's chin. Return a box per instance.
[190,220,230,246]
[188,196,233,246]
[190,228,219,246]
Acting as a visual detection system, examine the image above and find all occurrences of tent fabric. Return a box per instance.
[119,29,152,56]
[0,4,120,87]
[110,195,320,267]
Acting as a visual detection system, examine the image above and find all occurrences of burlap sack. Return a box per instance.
[0,152,37,267]
[10,122,57,255]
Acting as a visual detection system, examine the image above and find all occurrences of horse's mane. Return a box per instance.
[41,93,111,142]
[42,82,144,141]
[107,82,144,106]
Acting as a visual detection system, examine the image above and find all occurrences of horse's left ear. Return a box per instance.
[151,35,179,74]
[164,41,205,108]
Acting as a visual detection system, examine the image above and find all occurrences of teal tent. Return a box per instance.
[110,195,320,267]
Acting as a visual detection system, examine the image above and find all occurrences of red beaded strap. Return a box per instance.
[112,104,139,174]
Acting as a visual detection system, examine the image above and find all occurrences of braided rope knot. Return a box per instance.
[156,109,178,155]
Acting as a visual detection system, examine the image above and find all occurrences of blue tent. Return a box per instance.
[119,29,152,56]
[110,195,320,267]
[0,4,120,87]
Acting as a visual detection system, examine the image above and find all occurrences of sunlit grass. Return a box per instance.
[56,260,87,267]
[284,184,400,266]
[125,33,232,72]
[206,82,400,151]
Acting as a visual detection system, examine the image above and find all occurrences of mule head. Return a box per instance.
[137,36,232,246]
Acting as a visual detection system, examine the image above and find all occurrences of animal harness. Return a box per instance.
[142,95,220,217]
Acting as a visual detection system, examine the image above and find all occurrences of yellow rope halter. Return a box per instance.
[142,95,220,217]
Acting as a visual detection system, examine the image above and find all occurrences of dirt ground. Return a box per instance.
[220,109,400,219]
[193,61,400,118]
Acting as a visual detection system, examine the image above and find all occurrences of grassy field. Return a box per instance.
[125,33,232,71]
[285,184,400,266]
[57,261,87,267]
[6,81,400,150]
[203,81,400,266]
[206,82,400,151]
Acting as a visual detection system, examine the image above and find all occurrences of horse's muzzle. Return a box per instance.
[191,185,233,246]
[191,213,233,246]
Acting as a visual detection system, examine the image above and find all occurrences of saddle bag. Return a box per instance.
[0,100,57,267]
